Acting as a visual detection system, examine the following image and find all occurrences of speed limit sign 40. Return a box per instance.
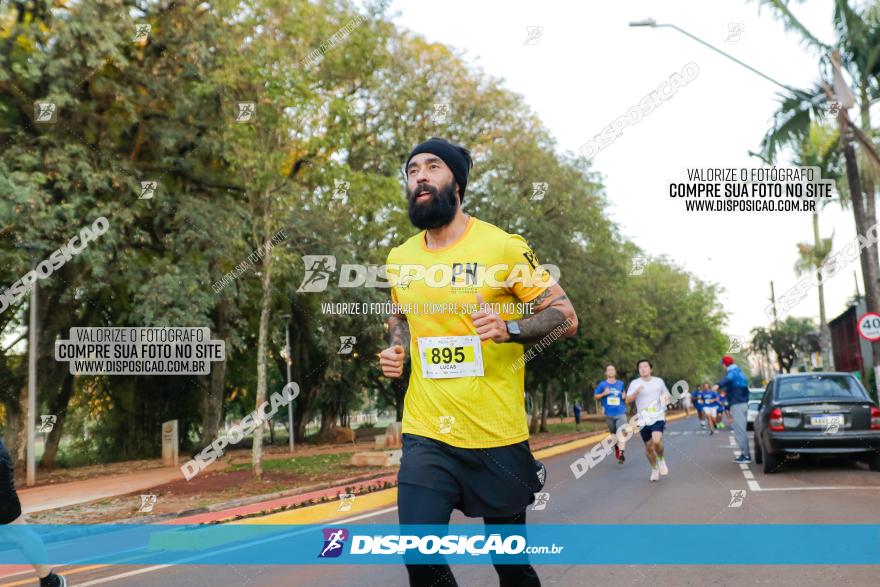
[857,312,880,341]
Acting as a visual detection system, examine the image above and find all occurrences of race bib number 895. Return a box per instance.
[418,335,484,379]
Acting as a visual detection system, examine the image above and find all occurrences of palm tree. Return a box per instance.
[750,326,775,377]
[756,0,880,373]
[792,122,841,368]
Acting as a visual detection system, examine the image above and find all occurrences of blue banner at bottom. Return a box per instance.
[0,524,877,565]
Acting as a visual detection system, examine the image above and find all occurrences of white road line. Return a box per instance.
[63,505,402,585]
[755,485,880,492]
[747,480,761,491]
[75,565,175,586]
[742,470,755,480]
[738,464,749,470]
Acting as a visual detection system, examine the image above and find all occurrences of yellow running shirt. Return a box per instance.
[386,217,550,448]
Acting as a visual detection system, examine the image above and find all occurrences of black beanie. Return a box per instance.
[405,138,473,203]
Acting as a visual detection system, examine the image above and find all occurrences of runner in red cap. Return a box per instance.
[713,355,752,463]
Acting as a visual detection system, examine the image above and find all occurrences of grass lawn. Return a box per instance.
[229,451,357,476]
[542,421,606,434]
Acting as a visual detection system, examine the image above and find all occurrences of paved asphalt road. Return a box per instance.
[4,416,880,587]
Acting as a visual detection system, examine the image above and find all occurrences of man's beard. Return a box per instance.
[407,180,458,229]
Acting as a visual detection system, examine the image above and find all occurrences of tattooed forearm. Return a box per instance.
[528,289,553,310]
[388,314,410,348]
[516,306,568,344]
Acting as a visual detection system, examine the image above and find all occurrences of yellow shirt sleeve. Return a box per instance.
[503,235,550,303]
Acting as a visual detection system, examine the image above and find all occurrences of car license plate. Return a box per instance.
[810,414,844,427]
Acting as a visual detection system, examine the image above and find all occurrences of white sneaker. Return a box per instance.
[658,459,668,476]
[650,467,660,482]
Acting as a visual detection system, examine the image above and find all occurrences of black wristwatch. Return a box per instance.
[506,320,522,342]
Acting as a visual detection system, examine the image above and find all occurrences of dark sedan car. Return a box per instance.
[754,372,880,474]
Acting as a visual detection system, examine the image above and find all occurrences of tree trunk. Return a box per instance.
[39,371,74,469]
[251,255,274,479]
[14,280,78,473]
[539,385,550,433]
[528,390,539,434]
[317,403,339,442]
[840,124,880,348]
[813,213,833,370]
[13,384,28,476]
[856,89,880,375]
[200,300,228,446]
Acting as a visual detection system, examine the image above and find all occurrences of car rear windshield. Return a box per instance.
[775,375,867,401]
[749,390,764,402]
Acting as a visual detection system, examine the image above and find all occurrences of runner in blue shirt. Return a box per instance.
[700,385,720,435]
[717,389,730,429]
[594,363,627,464]
[692,383,706,428]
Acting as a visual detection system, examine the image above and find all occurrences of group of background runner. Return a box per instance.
[691,382,731,435]
[689,355,752,463]
[590,353,753,482]
[593,360,671,482]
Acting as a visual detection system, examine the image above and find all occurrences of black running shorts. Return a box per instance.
[0,440,22,524]
[639,420,666,442]
[398,433,545,518]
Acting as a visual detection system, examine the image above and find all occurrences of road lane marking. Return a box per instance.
[0,565,107,586]
[756,485,880,492]
[61,565,175,587]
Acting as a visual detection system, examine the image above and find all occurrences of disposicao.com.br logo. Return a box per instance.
[297,255,560,292]
[318,527,563,557]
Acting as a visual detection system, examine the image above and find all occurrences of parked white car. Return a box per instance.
[747,388,765,430]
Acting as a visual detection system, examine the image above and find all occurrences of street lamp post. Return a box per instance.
[629,18,880,164]
[27,281,37,487]
[628,18,795,92]
[15,243,41,487]
[282,314,294,452]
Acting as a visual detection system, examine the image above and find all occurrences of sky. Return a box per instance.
[388,0,859,342]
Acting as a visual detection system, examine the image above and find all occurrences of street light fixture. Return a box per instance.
[630,21,880,167]
[629,18,796,92]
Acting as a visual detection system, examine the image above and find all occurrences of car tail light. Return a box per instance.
[871,407,880,430]
[769,407,784,431]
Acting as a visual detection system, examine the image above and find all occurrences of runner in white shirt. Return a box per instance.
[625,359,670,482]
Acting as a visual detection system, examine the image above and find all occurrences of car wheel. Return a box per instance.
[868,453,880,472]
[762,443,779,474]
[747,421,753,431]
[754,435,762,464]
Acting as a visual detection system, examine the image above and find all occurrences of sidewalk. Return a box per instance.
[19,466,183,514]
